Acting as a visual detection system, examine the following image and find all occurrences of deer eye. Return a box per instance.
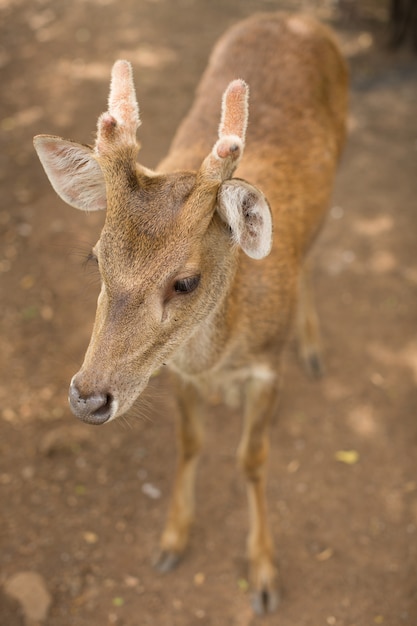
[87,251,98,264]
[83,250,99,269]
[173,275,201,295]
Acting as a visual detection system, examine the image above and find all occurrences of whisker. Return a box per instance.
[119,413,134,431]
[127,399,154,424]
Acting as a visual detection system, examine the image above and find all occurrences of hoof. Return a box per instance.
[302,348,324,379]
[251,586,280,615]
[153,549,182,573]
[306,351,324,378]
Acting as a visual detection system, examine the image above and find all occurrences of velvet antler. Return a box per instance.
[95,60,141,157]
[200,79,249,182]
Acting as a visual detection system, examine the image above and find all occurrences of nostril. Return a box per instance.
[91,393,113,421]
[69,380,115,425]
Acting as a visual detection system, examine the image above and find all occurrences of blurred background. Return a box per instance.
[0,1,416,624]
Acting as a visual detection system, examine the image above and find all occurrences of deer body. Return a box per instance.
[34,12,348,614]
[163,13,347,386]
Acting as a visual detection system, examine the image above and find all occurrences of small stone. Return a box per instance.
[40,306,54,320]
[141,482,161,499]
[83,531,98,544]
[2,408,17,422]
[124,575,139,588]
[287,459,300,473]
[193,572,205,586]
[316,547,334,562]
[4,571,52,623]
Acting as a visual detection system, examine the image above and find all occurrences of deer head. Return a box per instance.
[34,60,272,424]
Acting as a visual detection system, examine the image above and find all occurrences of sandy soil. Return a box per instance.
[0,1,416,625]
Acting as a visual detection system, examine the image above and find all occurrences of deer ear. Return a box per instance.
[33,135,107,211]
[217,179,272,259]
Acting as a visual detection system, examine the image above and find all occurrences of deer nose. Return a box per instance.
[68,378,115,425]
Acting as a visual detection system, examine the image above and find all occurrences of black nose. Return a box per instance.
[68,380,114,425]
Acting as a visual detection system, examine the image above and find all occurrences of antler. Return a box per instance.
[95,60,141,157]
[200,79,249,182]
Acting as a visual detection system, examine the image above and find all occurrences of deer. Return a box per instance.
[33,12,348,614]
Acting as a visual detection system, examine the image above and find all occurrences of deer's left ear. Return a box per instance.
[217,179,272,259]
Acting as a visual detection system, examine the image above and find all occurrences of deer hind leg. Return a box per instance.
[296,261,324,378]
[155,377,203,572]
[237,375,280,614]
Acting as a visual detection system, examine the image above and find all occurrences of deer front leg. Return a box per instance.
[237,375,280,614]
[296,261,324,378]
[155,377,203,572]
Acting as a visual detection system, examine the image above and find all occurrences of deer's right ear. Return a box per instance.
[33,135,107,211]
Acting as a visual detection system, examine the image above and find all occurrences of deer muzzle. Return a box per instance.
[68,375,118,425]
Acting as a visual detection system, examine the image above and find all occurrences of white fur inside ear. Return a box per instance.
[217,179,272,259]
[33,136,107,211]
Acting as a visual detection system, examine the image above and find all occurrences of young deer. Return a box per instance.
[34,12,348,614]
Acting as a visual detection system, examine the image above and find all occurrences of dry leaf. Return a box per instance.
[335,450,360,465]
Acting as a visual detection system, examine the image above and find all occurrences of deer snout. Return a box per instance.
[69,376,117,425]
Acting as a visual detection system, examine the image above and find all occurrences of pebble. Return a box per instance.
[4,571,52,624]
[141,482,161,499]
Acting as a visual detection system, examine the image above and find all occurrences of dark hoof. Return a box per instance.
[153,550,182,573]
[304,351,324,379]
[251,587,280,615]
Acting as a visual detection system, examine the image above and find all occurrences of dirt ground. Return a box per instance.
[0,0,416,625]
